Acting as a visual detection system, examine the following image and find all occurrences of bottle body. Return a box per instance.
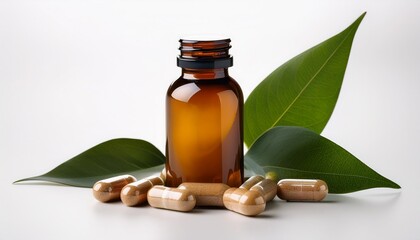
[166,70,243,187]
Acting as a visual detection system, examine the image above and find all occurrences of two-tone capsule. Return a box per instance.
[223,188,266,216]
[121,176,164,206]
[178,183,230,207]
[249,179,277,202]
[147,186,196,212]
[277,179,328,201]
[240,175,265,190]
[221,176,270,216]
[240,175,277,202]
[92,175,137,202]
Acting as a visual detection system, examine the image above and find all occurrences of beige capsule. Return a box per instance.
[178,183,230,207]
[249,179,277,202]
[160,168,167,183]
[240,175,265,190]
[121,176,164,207]
[277,179,328,201]
[223,188,266,216]
[147,186,196,212]
[92,175,137,202]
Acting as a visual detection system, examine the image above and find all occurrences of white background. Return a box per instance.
[1,0,419,239]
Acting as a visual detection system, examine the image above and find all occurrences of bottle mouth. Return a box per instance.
[177,38,233,69]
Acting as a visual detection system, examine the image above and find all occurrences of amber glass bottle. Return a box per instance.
[166,38,243,187]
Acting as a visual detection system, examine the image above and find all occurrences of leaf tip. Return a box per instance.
[13,176,40,185]
[352,12,367,28]
[385,177,401,189]
[359,12,367,21]
[391,182,401,189]
[13,179,27,185]
[13,179,27,184]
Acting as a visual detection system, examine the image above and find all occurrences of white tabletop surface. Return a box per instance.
[1,0,419,239]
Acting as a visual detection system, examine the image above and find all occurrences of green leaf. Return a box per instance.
[14,138,165,188]
[245,126,400,193]
[244,13,366,147]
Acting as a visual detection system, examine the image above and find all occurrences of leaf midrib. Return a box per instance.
[268,26,357,132]
[264,165,391,185]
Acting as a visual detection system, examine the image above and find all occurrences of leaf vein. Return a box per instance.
[264,165,391,185]
[269,25,357,130]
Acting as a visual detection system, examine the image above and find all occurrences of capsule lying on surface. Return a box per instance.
[147,186,196,212]
[92,175,137,203]
[223,188,266,216]
[159,168,167,183]
[121,176,164,207]
[249,179,277,202]
[277,179,328,201]
[240,175,265,190]
[178,183,230,207]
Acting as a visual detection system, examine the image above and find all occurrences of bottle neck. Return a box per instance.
[181,68,229,80]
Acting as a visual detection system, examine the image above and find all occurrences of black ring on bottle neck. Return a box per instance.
[177,57,233,69]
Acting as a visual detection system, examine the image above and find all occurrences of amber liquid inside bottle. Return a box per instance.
[166,39,244,187]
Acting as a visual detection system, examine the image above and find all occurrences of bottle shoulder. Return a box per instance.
[167,76,243,103]
[168,77,242,93]
[227,77,243,98]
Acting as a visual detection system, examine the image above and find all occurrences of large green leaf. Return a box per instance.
[245,126,400,193]
[14,138,165,187]
[244,13,366,147]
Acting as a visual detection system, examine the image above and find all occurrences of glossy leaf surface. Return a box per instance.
[244,13,366,147]
[245,126,400,193]
[15,139,165,187]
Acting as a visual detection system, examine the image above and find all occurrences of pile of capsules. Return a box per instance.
[93,170,328,216]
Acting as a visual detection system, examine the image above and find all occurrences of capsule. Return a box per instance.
[249,179,277,202]
[147,186,196,212]
[92,175,136,202]
[178,183,230,207]
[240,175,265,190]
[223,188,266,216]
[277,179,328,201]
[159,168,167,183]
[121,176,164,206]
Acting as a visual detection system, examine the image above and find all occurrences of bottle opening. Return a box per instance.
[177,38,233,69]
